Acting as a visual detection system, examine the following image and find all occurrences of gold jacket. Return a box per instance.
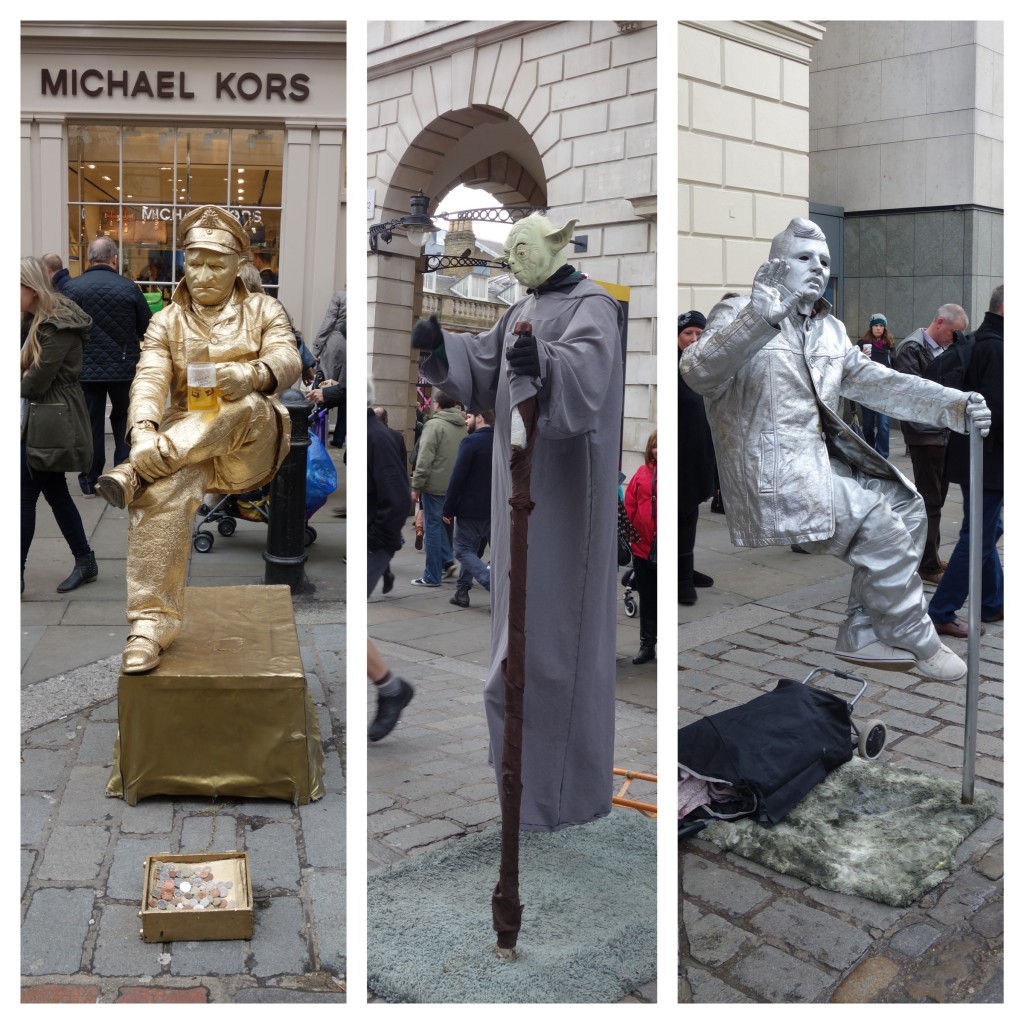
[128,278,302,492]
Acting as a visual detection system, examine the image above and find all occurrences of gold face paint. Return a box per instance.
[184,248,240,306]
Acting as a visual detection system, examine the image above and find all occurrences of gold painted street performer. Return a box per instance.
[96,205,301,674]
[411,213,624,832]
[680,217,991,683]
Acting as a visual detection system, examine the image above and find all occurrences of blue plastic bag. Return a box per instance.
[306,430,338,519]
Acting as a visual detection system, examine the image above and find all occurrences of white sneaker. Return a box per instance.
[915,643,967,681]
[835,641,916,668]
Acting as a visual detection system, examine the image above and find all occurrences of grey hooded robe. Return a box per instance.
[421,278,624,832]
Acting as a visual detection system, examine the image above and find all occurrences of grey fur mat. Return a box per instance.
[703,758,996,907]
[367,811,656,1002]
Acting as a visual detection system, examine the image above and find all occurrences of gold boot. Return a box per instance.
[96,464,143,509]
[121,636,162,674]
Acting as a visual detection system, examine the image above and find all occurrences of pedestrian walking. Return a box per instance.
[63,235,151,496]
[893,303,969,584]
[929,285,1004,636]
[20,257,97,594]
[368,380,415,739]
[409,391,466,587]
[443,409,494,607]
[677,311,716,604]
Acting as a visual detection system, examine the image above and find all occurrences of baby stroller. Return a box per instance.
[621,566,638,617]
[678,666,888,838]
[191,405,331,553]
[617,476,640,617]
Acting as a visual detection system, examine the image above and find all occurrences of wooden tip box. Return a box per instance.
[140,851,253,942]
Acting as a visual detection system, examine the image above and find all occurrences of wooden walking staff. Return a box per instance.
[492,320,540,956]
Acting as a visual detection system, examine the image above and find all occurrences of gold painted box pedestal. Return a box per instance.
[106,585,324,805]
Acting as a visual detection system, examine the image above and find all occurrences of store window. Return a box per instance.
[67,124,284,302]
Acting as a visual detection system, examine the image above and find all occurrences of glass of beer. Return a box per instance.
[187,362,219,413]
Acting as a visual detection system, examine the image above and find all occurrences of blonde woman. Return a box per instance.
[21,256,96,594]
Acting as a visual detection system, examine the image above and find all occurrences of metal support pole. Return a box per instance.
[264,388,313,593]
[961,423,983,804]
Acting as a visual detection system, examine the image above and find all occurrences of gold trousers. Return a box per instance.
[125,393,282,647]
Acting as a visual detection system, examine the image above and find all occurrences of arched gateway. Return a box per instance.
[367,20,657,473]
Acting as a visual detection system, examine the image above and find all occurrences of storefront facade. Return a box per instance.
[21,21,346,341]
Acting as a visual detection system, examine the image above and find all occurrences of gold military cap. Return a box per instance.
[179,205,250,256]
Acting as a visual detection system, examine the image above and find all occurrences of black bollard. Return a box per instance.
[264,388,314,593]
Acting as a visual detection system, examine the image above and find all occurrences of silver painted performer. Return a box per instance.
[679,218,990,682]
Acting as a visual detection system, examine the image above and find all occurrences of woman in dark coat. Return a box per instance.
[678,310,716,604]
[21,256,97,594]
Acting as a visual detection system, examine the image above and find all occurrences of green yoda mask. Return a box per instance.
[503,214,579,289]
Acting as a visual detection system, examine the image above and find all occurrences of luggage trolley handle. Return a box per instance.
[798,666,868,710]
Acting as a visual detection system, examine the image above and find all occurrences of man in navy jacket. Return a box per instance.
[64,236,151,495]
[443,410,494,607]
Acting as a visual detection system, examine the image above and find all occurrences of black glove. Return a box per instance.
[411,314,443,351]
[506,332,541,378]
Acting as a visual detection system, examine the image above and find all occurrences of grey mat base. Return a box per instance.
[368,811,656,1003]
[704,758,996,907]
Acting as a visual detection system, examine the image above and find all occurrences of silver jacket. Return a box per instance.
[679,295,971,547]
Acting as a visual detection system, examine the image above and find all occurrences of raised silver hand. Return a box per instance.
[751,259,800,326]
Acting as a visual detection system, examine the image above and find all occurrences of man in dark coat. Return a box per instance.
[928,285,1004,634]
[677,310,716,604]
[893,303,969,583]
[367,382,415,741]
[64,236,152,496]
[373,407,407,591]
[442,409,495,607]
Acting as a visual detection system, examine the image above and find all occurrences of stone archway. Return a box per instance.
[369,106,548,439]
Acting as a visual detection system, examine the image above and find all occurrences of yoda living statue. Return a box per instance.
[96,205,301,674]
[679,217,990,682]
[409,213,623,832]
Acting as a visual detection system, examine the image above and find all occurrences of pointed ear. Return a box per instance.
[545,219,578,253]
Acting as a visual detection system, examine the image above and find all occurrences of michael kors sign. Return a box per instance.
[40,68,311,102]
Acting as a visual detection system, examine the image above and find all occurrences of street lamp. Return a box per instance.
[368,190,436,254]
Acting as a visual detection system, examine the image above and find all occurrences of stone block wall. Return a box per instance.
[843,208,1003,339]
[678,21,825,317]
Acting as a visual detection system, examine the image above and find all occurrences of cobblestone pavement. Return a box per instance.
[678,451,1003,1003]
[367,526,658,1003]
[21,440,347,1004]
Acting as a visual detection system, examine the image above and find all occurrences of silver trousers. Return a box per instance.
[801,459,941,660]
